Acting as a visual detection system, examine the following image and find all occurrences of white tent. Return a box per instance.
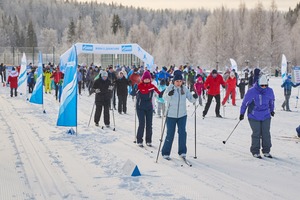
[60,43,154,71]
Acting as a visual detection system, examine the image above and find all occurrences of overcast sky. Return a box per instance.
[81,0,298,11]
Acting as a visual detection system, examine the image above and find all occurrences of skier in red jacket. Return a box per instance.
[202,69,226,118]
[222,71,237,106]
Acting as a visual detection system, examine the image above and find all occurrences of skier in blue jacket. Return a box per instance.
[239,75,275,159]
[281,75,300,111]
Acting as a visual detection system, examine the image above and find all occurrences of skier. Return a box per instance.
[131,70,161,147]
[239,75,275,159]
[237,78,248,99]
[222,71,237,106]
[193,76,205,106]
[161,70,198,159]
[93,70,114,127]
[7,67,18,97]
[202,69,226,118]
[156,79,167,117]
[115,71,130,114]
[281,75,300,111]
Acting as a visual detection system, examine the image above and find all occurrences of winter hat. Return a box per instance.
[212,69,218,74]
[254,68,261,76]
[259,75,268,85]
[173,70,183,81]
[101,71,108,77]
[118,71,124,76]
[197,76,203,82]
[141,70,151,81]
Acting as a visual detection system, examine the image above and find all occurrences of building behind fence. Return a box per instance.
[0,47,143,68]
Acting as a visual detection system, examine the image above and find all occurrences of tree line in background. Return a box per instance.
[0,0,300,71]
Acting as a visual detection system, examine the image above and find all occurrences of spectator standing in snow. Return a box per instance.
[239,75,275,159]
[161,70,198,159]
[93,71,114,127]
[7,67,18,97]
[131,70,161,147]
[202,69,226,118]
[222,71,237,106]
[281,75,300,111]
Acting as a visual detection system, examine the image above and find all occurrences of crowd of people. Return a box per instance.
[1,61,300,159]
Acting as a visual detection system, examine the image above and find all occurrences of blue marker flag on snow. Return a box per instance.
[29,52,44,104]
[57,45,78,127]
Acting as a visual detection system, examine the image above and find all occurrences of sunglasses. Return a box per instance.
[260,85,268,88]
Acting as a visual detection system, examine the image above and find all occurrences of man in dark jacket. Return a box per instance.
[115,71,130,114]
[93,70,113,127]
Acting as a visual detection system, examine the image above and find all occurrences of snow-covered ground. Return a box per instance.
[0,76,300,200]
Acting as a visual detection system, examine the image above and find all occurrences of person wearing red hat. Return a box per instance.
[132,70,161,147]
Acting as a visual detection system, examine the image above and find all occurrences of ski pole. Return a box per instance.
[156,101,171,163]
[111,104,116,131]
[191,102,200,117]
[134,97,137,143]
[88,103,95,127]
[295,87,300,108]
[222,120,241,144]
[194,102,197,159]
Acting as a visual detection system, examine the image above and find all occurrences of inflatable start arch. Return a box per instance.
[60,43,154,71]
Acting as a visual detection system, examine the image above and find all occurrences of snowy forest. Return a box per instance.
[0,0,300,71]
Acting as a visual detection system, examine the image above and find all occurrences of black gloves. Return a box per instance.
[168,89,175,96]
[158,90,165,98]
[193,93,198,99]
[271,111,275,117]
[239,114,244,121]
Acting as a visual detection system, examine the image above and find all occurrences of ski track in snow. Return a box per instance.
[1,77,300,199]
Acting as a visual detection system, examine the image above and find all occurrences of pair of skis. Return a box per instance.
[165,156,192,167]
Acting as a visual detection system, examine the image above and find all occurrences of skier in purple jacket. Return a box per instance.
[239,75,275,159]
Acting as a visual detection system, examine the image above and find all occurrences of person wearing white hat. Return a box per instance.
[239,74,275,159]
